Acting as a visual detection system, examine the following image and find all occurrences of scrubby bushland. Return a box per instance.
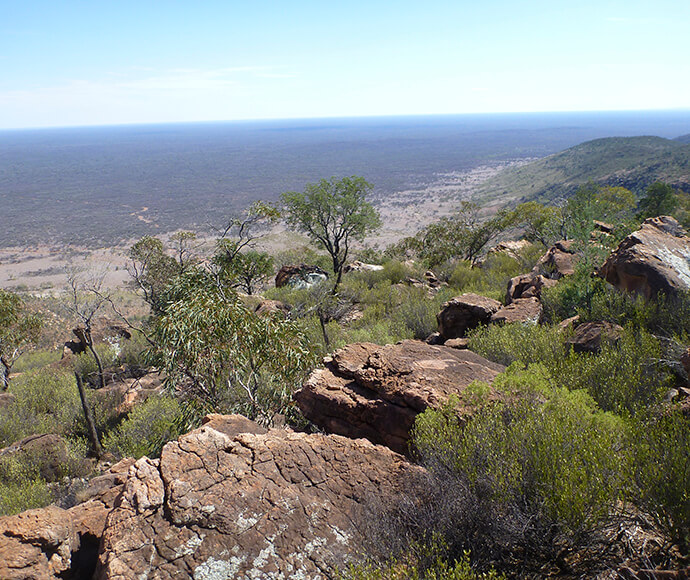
[103,394,184,459]
[630,409,690,554]
[360,366,629,576]
[469,323,671,415]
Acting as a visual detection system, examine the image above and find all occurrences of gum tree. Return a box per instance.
[0,289,41,390]
[282,176,381,289]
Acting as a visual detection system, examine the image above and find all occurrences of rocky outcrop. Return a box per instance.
[295,340,504,454]
[491,296,542,325]
[506,272,557,304]
[437,293,502,339]
[275,264,328,289]
[681,347,690,378]
[599,216,690,299]
[0,458,133,580]
[96,414,425,579]
[63,319,132,358]
[533,240,578,279]
[566,321,623,354]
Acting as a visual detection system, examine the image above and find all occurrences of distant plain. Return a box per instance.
[2,110,690,290]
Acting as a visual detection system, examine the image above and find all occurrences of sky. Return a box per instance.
[1,0,689,129]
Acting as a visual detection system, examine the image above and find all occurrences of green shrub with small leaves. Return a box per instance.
[630,409,690,554]
[412,366,627,559]
[103,395,185,459]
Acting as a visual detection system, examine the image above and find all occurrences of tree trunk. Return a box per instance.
[0,359,9,391]
[87,341,106,389]
[75,371,103,459]
[319,311,330,348]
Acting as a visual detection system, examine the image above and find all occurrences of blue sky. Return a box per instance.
[1,0,689,129]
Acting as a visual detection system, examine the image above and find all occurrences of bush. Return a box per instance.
[468,323,569,369]
[12,348,61,373]
[0,477,52,516]
[469,324,671,416]
[103,395,185,459]
[630,409,690,554]
[72,343,118,387]
[0,370,82,446]
[410,368,627,567]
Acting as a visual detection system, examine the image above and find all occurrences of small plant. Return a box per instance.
[103,395,185,459]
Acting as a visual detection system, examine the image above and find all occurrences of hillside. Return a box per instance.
[475,135,690,205]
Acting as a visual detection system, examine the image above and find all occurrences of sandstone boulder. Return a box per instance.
[275,264,328,289]
[599,216,690,299]
[437,293,502,339]
[506,272,557,304]
[0,433,89,483]
[566,321,623,354]
[295,340,504,454]
[96,414,425,579]
[533,240,578,279]
[491,296,542,325]
[0,458,133,580]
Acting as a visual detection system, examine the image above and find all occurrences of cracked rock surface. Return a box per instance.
[295,340,504,454]
[96,414,425,580]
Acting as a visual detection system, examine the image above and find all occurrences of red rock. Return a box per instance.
[491,297,542,325]
[275,264,328,288]
[533,240,578,279]
[95,414,426,579]
[437,293,502,339]
[506,272,557,304]
[566,321,623,354]
[295,340,504,454]
[599,216,690,299]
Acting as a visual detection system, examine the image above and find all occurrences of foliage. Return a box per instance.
[399,202,516,268]
[630,409,690,554]
[69,343,118,389]
[0,289,42,389]
[148,273,316,425]
[0,370,82,446]
[282,176,382,288]
[469,323,670,415]
[128,236,183,313]
[0,476,52,517]
[339,549,506,580]
[412,369,627,564]
[12,348,61,374]
[637,182,680,220]
[103,395,185,459]
[214,247,273,295]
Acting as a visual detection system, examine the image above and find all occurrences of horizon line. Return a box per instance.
[2,107,690,133]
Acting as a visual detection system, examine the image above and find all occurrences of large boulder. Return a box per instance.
[0,433,89,483]
[275,264,328,289]
[599,216,690,299]
[533,240,578,279]
[566,321,623,354]
[344,260,384,273]
[0,458,133,580]
[506,272,557,304]
[491,296,543,325]
[96,415,425,579]
[295,340,505,454]
[437,293,502,339]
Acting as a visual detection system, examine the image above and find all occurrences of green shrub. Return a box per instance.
[469,324,670,416]
[0,477,52,516]
[339,549,506,580]
[468,323,569,369]
[72,343,118,386]
[630,410,690,554]
[0,370,82,446]
[12,348,61,373]
[117,329,151,374]
[103,395,185,459]
[412,369,627,560]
